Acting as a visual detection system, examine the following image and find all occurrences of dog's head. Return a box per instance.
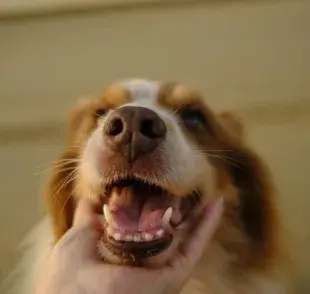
[47,79,278,268]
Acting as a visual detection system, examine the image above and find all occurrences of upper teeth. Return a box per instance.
[161,207,173,227]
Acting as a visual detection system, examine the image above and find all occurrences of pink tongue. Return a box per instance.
[108,187,181,233]
[110,207,165,233]
[138,198,167,231]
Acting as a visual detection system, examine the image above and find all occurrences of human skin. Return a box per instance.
[36,197,223,294]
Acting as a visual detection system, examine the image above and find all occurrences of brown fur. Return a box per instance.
[45,81,284,292]
[158,82,279,271]
[46,86,133,239]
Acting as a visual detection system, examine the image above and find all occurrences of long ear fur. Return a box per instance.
[45,150,78,239]
[212,112,280,269]
[45,99,94,240]
[218,111,244,141]
[229,147,278,267]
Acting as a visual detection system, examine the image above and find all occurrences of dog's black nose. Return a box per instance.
[103,106,167,162]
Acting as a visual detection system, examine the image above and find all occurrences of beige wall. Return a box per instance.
[0,0,309,292]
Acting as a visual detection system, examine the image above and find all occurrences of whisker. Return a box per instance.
[172,106,183,115]
[191,148,243,169]
[92,111,107,120]
[193,149,241,163]
[199,152,239,161]
[58,169,78,195]
[35,158,81,174]
[51,168,78,204]
[193,148,234,153]
[61,175,82,213]
[55,174,78,209]
[34,166,77,176]
[206,154,243,169]
[36,158,81,169]
[35,164,74,177]
[35,145,81,155]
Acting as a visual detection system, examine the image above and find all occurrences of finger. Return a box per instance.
[73,197,96,227]
[170,197,223,274]
[53,198,103,261]
[77,264,118,293]
[54,222,102,262]
[78,264,161,294]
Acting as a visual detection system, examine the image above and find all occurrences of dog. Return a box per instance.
[7,79,288,293]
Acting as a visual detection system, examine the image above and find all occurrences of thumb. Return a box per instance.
[73,197,99,228]
[53,198,103,261]
[169,198,223,275]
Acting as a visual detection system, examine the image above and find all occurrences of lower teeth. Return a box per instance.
[107,228,165,243]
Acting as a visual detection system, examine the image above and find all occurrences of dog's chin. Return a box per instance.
[97,176,199,266]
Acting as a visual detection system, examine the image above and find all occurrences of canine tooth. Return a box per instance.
[133,234,141,242]
[114,233,121,241]
[161,207,173,227]
[144,233,153,241]
[156,229,164,237]
[103,204,111,223]
[125,235,133,242]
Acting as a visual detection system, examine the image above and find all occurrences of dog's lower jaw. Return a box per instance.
[97,229,184,268]
[98,242,128,265]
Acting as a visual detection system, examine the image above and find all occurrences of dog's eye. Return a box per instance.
[178,106,206,131]
[95,108,108,118]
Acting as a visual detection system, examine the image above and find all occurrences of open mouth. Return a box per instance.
[100,177,198,260]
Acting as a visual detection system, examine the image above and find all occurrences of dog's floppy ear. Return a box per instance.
[228,147,278,266]
[196,108,279,267]
[67,98,96,146]
[213,117,280,268]
[45,150,77,239]
[218,111,244,141]
[46,99,95,239]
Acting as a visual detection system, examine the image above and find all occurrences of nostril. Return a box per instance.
[140,119,166,139]
[107,117,124,136]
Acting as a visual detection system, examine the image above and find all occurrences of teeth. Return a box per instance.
[156,229,164,237]
[144,233,153,241]
[133,234,141,242]
[107,229,165,242]
[113,233,121,241]
[161,207,173,227]
[103,204,111,223]
[125,235,133,242]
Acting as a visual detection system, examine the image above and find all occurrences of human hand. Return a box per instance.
[36,197,223,294]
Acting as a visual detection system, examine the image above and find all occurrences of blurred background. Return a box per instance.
[0,0,309,293]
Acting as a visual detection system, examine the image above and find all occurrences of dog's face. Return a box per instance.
[47,79,278,268]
